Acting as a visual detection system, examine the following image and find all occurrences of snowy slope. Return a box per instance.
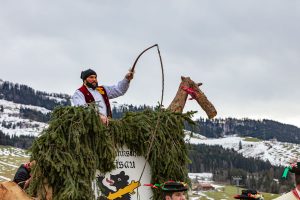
[0,99,48,137]
[185,133,300,166]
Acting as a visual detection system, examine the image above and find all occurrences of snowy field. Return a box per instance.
[0,145,30,181]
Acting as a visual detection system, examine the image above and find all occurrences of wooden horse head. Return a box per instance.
[168,76,217,119]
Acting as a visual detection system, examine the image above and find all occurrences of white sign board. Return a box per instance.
[93,146,153,200]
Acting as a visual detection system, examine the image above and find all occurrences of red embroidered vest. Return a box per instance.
[78,85,112,117]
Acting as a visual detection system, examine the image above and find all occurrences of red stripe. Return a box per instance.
[292,189,300,200]
[98,86,112,117]
[78,85,95,103]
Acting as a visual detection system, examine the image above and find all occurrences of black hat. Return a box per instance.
[80,69,97,80]
[234,189,263,200]
[161,181,188,192]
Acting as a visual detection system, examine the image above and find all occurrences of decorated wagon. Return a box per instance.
[0,45,217,200]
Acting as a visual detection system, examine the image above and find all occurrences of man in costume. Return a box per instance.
[13,160,36,189]
[72,68,134,125]
[275,162,300,200]
[161,181,188,200]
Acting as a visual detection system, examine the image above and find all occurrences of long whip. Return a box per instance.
[129,44,165,199]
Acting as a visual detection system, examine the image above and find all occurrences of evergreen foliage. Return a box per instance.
[20,107,51,123]
[29,106,194,200]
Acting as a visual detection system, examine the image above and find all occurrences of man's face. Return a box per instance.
[165,192,186,200]
[85,75,98,87]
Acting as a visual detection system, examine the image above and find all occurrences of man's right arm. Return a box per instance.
[71,90,87,106]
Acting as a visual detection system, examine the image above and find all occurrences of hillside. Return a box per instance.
[185,118,300,144]
[0,99,48,137]
[186,133,300,166]
[0,79,70,110]
[0,79,70,137]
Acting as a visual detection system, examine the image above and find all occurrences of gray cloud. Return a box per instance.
[0,0,299,127]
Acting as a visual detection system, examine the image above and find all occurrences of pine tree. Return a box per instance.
[239,140,242,150]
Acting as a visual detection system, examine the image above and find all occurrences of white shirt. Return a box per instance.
[71,78,130,116]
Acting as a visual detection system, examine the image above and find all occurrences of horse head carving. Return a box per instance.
[168,76,217,119]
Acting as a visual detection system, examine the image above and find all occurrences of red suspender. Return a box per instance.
[78,85,95,103]
[96,86,112,118]
[78,85,112,117]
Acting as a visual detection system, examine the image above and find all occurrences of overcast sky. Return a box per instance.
[1,0,299,127]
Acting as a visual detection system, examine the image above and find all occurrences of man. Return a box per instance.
[275,162,300,200]
[13,160,35,189]
[72,68,134,125]
[161,181,188,200]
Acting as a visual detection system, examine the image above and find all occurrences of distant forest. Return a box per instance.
[0,130,35,149]
[188,144,293,194]
[0,80,70,110]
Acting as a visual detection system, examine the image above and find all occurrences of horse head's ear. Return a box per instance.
[181,76,186,81]
[197,83,203,87]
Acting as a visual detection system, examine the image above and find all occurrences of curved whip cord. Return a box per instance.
[130,44,164,106]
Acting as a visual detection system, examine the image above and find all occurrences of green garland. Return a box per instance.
[28,106,194,200]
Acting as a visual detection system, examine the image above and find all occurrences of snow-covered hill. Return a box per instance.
[0,99,48,137]
[186,133,300,167]
[0,79,70,137]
